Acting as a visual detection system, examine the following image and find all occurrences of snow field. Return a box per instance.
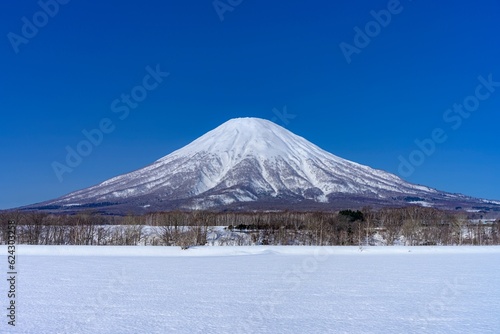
[2,246,499,333]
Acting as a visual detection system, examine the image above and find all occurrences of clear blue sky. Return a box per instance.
[1,0,499,209]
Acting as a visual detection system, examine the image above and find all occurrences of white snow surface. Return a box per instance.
[52,118,440,207]
[408,200,434,207]
[3,245,500,333]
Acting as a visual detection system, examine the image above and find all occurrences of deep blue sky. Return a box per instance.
[1,0,500,209]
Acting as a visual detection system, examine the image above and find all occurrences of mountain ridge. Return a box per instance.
[21,117,500,214]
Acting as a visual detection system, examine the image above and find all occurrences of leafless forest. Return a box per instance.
[1,207,499,247]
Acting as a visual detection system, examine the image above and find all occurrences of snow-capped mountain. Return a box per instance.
[27,118,498,213]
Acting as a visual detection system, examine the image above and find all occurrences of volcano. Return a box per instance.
[24,118,500,213]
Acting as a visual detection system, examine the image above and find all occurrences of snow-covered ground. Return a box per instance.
[2,246,500,333]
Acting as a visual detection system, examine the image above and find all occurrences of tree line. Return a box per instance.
[0,207,499,247]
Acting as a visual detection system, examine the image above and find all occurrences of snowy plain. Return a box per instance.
[2,246,500,334]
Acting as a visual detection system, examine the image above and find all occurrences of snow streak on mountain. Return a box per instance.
[30,118,496,213]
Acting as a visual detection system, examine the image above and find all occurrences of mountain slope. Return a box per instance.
[26,118,499,213]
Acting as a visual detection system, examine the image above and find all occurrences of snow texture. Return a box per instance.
[3,245,500,333]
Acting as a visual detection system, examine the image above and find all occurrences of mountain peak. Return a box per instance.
[222,117,273,126]
[28,118,495,213]
[206,117,287,143]
[218,117,285,133]
[167,117,328,163]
